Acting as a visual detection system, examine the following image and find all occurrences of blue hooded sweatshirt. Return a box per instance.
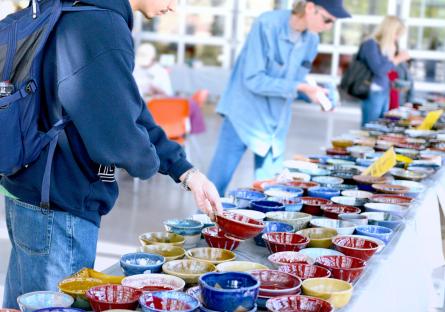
[1,0,193,226]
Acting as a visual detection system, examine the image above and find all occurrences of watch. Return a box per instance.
[181,168,199,191]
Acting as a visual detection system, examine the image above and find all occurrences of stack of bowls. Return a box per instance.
[267,251,312,268]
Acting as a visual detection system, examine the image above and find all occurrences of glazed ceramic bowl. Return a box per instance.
[267,197,303,212]
[250,200,285,214]
[307,187,340,200]
[301,278,353,309]
[316,256,366,283]
[138,245,185,262]
[355,225,394,243]
[139,232,185,247]
[252,179,277,192]
[33,309,83,312]
[347,146,374,158]
[226,209,266,221]
[121,273,185,292]
[320,204,361,219]
[201,226,240,251]
[332,138,354,148]
[199,272,260,311]
[341,234,385,253]
[352,175,391,192]
[341,190,373,199]
[86,285,142,312]
[391,180,425,197]
[300,197,332,216]
[163,219,204,236]
[369,194,413,206]
[249,269,302,297]
[264,185,304,200]
[361,212,404,230]
[296,228,337,248]
[364,202,410,218]
[254,221,295,247]
[266,295,334,312]
[389,168,427,181]
[162,260,216,285]
[331,196,367,207]
[298,248,345,264]
[58,277,104,304]
[262,232,310,254]
[285,181,320,195]
[312,176,344,186]
[338,213,368,226]
[184,234,202,249]
[265,211,312,231]
[185,247,236,265]
[278,263,331,281]
[120,252,165,276]
[216,211,265,240]
[228,189,267,208]
[268,251,312,268]
[310,218,356,235]
[191,214,215,229]
[332,236,379,261]
[216,261,269,272]
[371,183,410,195]
[139,291,200,312]
[17,291,74,312]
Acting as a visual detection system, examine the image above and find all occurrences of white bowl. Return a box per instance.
[364,203,410,218]
[121,273,185,291]
[310,218,356,235]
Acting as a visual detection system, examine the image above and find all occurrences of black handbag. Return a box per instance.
[340,47,373,100]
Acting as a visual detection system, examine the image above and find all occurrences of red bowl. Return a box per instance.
[320,204,361,219]
[266,295,334,312]
[316,255,367,283]
[371,183,410,195]
[268,252,311,267]
[370,194,413,206]
[326,147,349,156]
[262,232,310,254]
[332,236,379,261]
[201,226,240,251]
[249,269,302,297]
[285,182,320,195]
[278,263,331,280]
[86,285,142,312]
[301,197,332,216]
[216,212,265,241]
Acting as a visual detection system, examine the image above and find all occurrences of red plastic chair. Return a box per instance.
[191,89,209,108]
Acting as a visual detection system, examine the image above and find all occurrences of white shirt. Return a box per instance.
[133,63,174,99]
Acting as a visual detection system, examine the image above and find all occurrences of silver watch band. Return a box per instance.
[181,168,199,191]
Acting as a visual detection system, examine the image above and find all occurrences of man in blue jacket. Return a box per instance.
[1,0,221,308]
[208,0,350,196]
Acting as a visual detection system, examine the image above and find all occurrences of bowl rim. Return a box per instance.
[355,225,394,235]
[139,245,186,256]
[296,227,338,239]
[121,273,186,291]
[163,219,204,230]
[139,232,185,244]
[162,259,217,275]
[17,291,74,309]
[262,232,310,245]
[267,251,312,265]
[217,212,265,228]
[341,190,373,198]
[250,200,285,208]
[185,247,236,261]
[277,263,332,278]
[265,294,334,312]
[262,221,295,232]
[139,291,200,311]
[320,204,361,214]
[315,255,367,270]
[120,252,165,269]
[198,271,261,292]
[265,211,312,220]
[86,285,141,304]
[332,236,380,251]
[248,269,302,292]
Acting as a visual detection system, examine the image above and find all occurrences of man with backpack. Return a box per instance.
[0,0,221,308]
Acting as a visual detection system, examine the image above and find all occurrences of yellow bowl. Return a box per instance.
[297,228,338,248]
[139,232,185,247]
[58,277,104,299]
[185,247,236,265]
[332,139,353,148]
[138,245,185,262]
[70,268,124,284]
[216,261,269,272]
[162,259,216,284]
[302,278,353,309]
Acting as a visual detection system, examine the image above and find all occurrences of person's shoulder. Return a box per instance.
[256,10,290,28]
[361,38,377,48]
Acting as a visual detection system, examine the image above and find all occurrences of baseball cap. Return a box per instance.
[309,0,351,18]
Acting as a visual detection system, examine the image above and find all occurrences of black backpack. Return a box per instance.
[340,45,373,100]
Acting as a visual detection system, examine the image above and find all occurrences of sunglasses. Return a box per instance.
[315,7,335,24]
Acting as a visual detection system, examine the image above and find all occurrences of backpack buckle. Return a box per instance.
[25,81,36,94]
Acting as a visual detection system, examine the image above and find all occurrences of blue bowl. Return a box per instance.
[199,272,260,312]
[312,176,344,186]
[254,221,295,247]
[120,252,165,276]
[267,197,303,212]
[139,291,200,312]
[264,185,304,200]
[355,225,394,243]
[361,212,404,230]
[201,304,257,312]
[307,187,340,200]
[222,202,237,210]
[164,219,204,236]
[250,200,285,214]
[17,291,74,312]
[228,189,267,208]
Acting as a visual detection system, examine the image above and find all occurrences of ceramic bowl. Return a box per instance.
[162,260,216,285]
[184,233,202,249]
[390,168,427,181]
[299,167,332,177]
[332,236,379,261]
[139,232,185,247]
[352,175,391,192]
[185,247,236,265]
[265,211,312,231]
[58,277,104,301]
[369,194,413,206]
[249,269,302,297]
[17,291,74,312]
[33,309,83,312]
[163,219,204,236]
[222,202,237,210]
[341,234,385,253]
[300,197,332,216]
[298,248,345,264]
[371,183,410,195]
[120,252,165,276]
[226,209,266,221]
[347,146,374,158]
[228,189,267,208]
[330,168,362,183]
[296,228,337,248]
[254,221,295,247]
[216,261,269,272]
[285,181,320,195]
[310,218,356,235]
[331,195,367,207]
[341,190,373,199]
[216,211,265,241]
[86,285,142,312]
[121,274,185,292]
[278,263,331,281]
[338,213,368,226]
[138,245,185,262]
[316,256,366,283]
[361,212,404,230]
[355,225,394,243]
[301,278,353,309]
[199,272,260,312]
[191,214,215,229]
[249,200,285,214]
[332,138,354,148]
[267,197,303,212]
[265,295,334,312]
[262,232,310,254]
[264,185,304,200]
[329,184,359,193]
[320,204,361,220]
[268,251,312,268]
[201,226,240,251]
[139,291,200,312]
[391,180,425,197]
[288,172,312,182]
[312,176,344,186]
[326,147,349,157]
[307,187,340,200]
[364,202,410,218]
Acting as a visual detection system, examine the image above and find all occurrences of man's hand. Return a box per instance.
[297,83,329,106]
[180,169,223,220]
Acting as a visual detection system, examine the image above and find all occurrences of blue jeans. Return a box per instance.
[361,90,390,127]
[3,198,99,309]
[208,118,283,196]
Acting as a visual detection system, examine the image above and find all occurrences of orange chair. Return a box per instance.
[191,89,209,108]
[147,98,190,145]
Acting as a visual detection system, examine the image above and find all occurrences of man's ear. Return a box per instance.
[305,1,316,14]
